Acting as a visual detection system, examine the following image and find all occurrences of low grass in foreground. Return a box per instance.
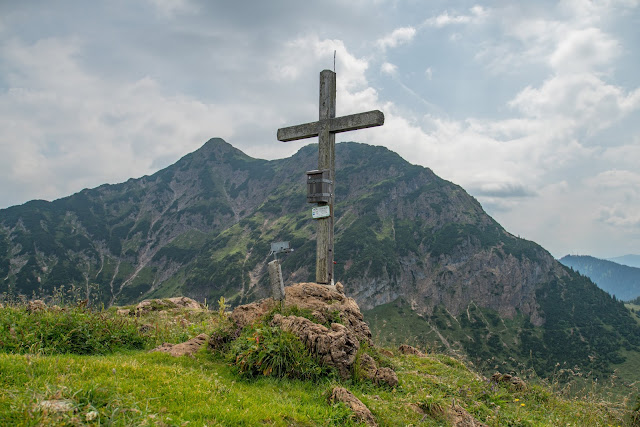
[1,300,638,426]
[1,349,634,426]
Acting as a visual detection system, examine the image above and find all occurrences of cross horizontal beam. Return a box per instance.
[277,110,384,142]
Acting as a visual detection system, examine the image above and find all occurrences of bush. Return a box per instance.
[228,324,329,381]
[0,304,146,355]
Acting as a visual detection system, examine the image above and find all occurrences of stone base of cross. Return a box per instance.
[277,70,384,285]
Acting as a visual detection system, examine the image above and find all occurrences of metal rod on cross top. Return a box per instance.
[277,69,385,285]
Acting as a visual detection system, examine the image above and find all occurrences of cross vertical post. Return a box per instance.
[317,70,336,284]
[277,69,384,285]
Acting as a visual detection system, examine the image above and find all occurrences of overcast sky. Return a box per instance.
[1,0,639,259]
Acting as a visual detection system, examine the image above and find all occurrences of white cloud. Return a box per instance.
[0,37,236,206]
[424,5,487,28]
[549,27,620,73]
[380,62,397,75]
[376,26,416,50]
[509,73,640,134]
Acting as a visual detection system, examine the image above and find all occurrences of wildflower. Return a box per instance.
[514,398,520,402]
[520,403,525,407]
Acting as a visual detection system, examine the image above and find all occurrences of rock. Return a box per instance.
[283,282,373,345]
[330,387,377,426]
[117,308,131,316]
[490,372,527,391]
[150,333,208,357]
[27,300,47,313]
[135,297,204,315]
[357,353,398,387]
[228,282,382,379]
[398,344,425,357]
[375,367,399,388]
[229,282,373,345]
[271,314,359,379]
[38,399,74,413]
[379,349,394,357]
[448,403,488,427]
[230,301,273,329]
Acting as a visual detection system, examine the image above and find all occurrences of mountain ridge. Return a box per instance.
[1,138,639,381]
[559,254,640,301]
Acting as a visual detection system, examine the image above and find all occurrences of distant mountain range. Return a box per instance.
[559,255,640,301]
[607,254,640,269]
[1,138,639,381]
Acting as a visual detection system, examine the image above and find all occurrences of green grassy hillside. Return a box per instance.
[1,299,638,426]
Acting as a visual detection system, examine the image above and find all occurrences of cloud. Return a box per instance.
[0,37,236,206]
[549,27,620,73]
[380,62,397,75]
[424,67,433,80]
[376,26,416,50]
[424,5,487,28]
[597,205,640,227]
[468,182,537,198]
[509,73,640,134]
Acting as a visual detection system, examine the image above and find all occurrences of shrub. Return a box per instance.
[228,324,329,381]
[0,304,146,355]
[208,317,236,353]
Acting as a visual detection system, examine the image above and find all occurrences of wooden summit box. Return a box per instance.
[306,169,332,204]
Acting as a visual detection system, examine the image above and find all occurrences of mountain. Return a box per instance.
[559,255,640,301]
[608,254,640,269]
[2,138,639,381]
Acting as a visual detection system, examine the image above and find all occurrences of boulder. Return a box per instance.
[330,387,377,426]
[448,403,488,427]
[271,314,359,379]
[490,372,527,391]
[358,353,398,387]
[227,282,397,382]
[283,282,373,345]
[398,344,425,357]
[150,333,208,357]
[230,300,273,329]
[135,297,205,315]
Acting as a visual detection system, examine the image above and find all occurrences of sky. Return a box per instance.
[0,0,639,259]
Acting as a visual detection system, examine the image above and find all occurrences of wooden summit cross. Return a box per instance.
[277,69,384,285]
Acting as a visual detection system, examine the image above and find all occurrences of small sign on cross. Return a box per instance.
[277,69,384,285]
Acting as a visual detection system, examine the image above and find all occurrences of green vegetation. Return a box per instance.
[0,303,145,355]
[365,296,640,397]
[229,325,329,380]
[3,139,640,421]
[1,299,638,426]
